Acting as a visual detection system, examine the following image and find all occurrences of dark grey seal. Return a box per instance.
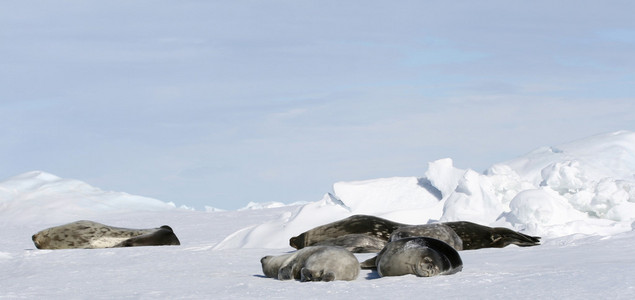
[31,220,180,249]
[290,215,540,252]
[389,223,463,250]
[365,237,463,277]
[289,215,402,252]
[443,221,540,250]
[312,234,387,253]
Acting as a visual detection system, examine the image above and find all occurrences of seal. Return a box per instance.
[261,246,360,282]
[364,237,463,277]
[443,221,540,250]
[31,220,181,249]
[389,223,463,250]
[112,225,180,247]
[312,234,387,253]
[290,215,540,252]
[289,215,401,252]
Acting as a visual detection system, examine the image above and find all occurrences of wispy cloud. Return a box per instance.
[1,1,634,209]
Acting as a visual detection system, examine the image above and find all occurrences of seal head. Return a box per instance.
[372,237,463,277]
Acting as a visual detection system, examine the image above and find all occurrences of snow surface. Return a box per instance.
[2,131,635,299]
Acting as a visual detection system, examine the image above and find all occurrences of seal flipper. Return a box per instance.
[300,268,335,282]
[300,268,315,282]
[322,271,335,282]
[278,265,294,280]
[445,221,540,249]
[360,256,377,269]
[492,229,541,247]
[113,226,180,247]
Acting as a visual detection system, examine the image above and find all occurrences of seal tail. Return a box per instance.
[497,230,541,247]
[360,256,377,269]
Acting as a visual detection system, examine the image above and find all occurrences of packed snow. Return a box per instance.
[216,130,635,249]
[1,131,635,299]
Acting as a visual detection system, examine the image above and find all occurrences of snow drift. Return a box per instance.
[0,171,183,226]
[1,131,634,247]
[215,130,635,249]
[2,131,635,299]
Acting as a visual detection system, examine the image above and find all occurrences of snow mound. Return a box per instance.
[0,171,180,226]
[218,131,635,249]
[2,131,634,249]
[214,193,351,249]
[238,201,308,210]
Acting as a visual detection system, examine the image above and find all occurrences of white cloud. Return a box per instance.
[1,1,634,209]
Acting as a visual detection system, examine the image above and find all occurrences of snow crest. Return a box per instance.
[217,131,635,248]
[2,131,635,248]
[0,171,180,226]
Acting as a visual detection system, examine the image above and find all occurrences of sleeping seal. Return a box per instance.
[311,234,387,253]
[290,215,540,252]
[365,237,463,277]
[31,220,181,249]
[444,221,540,250]
[389,223,463,250]
[261,246,360,282]
[289,215,401,251]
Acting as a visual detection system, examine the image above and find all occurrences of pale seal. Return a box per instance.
[261,246,360,282]
[365,237,463,277]
[31,220,181,249]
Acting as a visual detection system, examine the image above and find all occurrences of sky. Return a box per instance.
[1,1,634,210]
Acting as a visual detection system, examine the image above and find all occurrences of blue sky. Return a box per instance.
[1,1,634,209]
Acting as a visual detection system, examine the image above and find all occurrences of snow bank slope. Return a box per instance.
[218,131,635,249]
[2,131,634,249]
[0,171,180,226]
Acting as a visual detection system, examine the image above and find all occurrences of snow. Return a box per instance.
[1,131,635,299]
[0,171,185,226]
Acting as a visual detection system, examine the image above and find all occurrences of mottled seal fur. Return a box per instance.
[390,223,463,250]
[261,246,360,282]
[443,221,540,250]
[312,234,387,253]
[289,215,401,252]
[290,215,540,252]
[32,220,181,249]
[366,237,463,277]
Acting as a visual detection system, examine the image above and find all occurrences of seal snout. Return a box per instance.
[32,234,42,249]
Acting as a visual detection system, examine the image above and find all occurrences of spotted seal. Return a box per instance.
[261,246,360,282]
[443,221,540,250]
[365,237,463,277]
[389,223,463,250]
[311,234,387,253]
[289,215,401,252]
[31,220,181,249]
[290,215,540,252]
